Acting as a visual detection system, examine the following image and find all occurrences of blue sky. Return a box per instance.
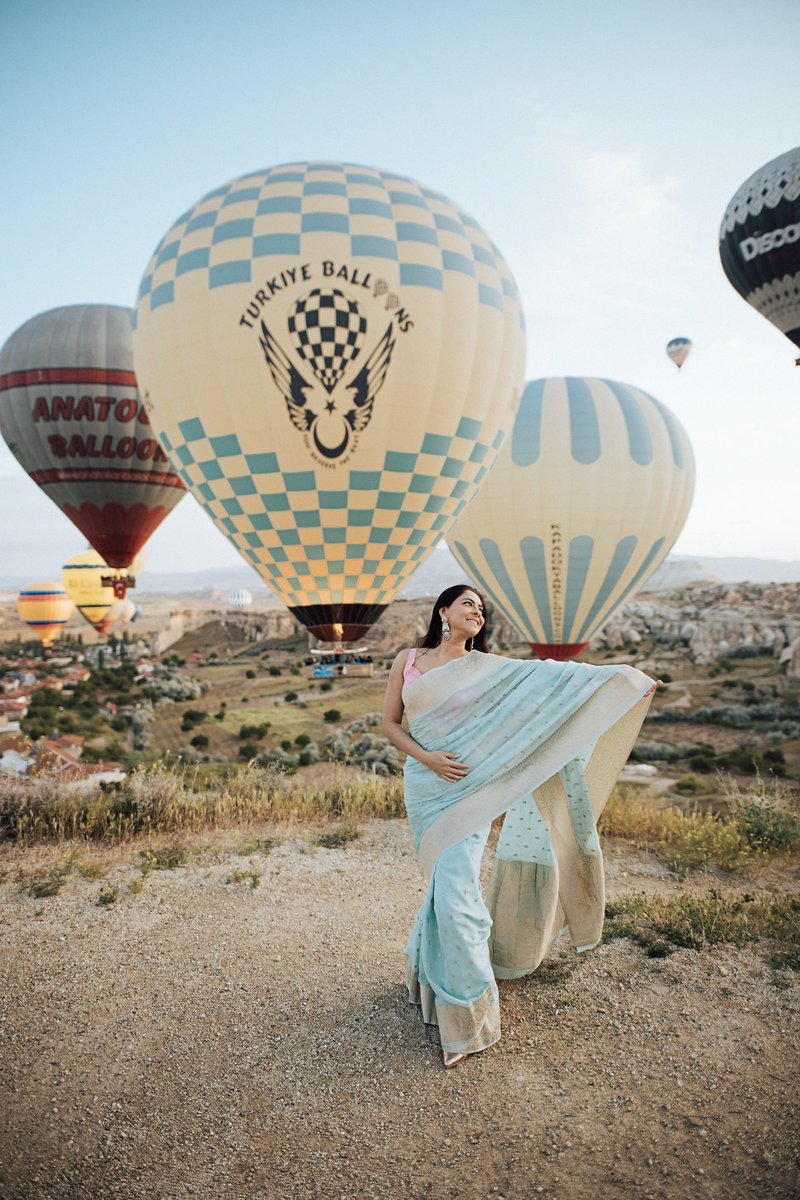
[1,0,799,582]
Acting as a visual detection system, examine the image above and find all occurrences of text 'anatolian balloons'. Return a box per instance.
[132,162,526,641]
[447,377,695,659]
[0,305,187,591]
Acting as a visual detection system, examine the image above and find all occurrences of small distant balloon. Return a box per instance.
[112,597,137,627]
[62,550,115,635]
[719,146,800,358]
[228,589,253,611]
[666,337,692,369]
[18,583,74,648]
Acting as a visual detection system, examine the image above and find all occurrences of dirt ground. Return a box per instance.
[1,821,798,1200]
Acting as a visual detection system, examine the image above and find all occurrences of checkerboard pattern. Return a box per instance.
[134,161,523,329]
[133,161,527,617]
[288,288,367,392]
[160,415,506,611]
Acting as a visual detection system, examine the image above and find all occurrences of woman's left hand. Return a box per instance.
[645,680,663,697]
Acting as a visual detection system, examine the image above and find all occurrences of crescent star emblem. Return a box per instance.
[259,317,396,460]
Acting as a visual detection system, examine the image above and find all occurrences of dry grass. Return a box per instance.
[600,774,800,877]
[0,761,404,844]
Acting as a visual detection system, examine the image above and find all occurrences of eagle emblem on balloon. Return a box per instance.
[259,288,395,460]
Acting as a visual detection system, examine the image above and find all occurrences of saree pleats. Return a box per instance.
[402,651,655,1050]
[404,826,501,1054]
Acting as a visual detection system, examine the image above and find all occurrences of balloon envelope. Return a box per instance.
[719,146,800,353]
[0,305,187,577]
[133,161,525,641]
[666,337,692,369]
[62,550,115,633]
[228,589,253,610]
[447,377,695,658]
[17,583,74,648]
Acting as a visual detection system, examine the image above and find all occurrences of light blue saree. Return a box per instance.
[402,651,654,1055]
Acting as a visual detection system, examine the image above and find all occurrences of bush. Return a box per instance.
[239,743,259,759]
[268,666,282,677]
[295,733,311,747]
[320,682,332,693]
[246,669,256,680]
[239,723,269,741]
[190,734,209,750]
[284,692,298,703]
[726,774,800,850]
[324,709,341,723]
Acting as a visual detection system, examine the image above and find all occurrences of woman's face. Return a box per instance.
[441,589,485,639]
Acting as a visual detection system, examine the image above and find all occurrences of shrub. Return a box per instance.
[246,669,256,680]
[268,666,282,677]
[320,682,332,693]
[239,723,269,740]
[725,774,800,850]
[284,691,298,703]
[295,733,311,746]
[190,734,209,750]
[324,709,341,723]
[239,743,259,759]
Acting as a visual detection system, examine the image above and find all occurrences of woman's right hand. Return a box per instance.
[423,750,470,782]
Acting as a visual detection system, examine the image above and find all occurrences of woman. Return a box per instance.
[382,583,660,1069]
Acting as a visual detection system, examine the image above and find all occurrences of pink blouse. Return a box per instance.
[402,647,422,692]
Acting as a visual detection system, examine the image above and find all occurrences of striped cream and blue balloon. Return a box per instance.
[447,377,695,659]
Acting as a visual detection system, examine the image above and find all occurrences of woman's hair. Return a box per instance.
[416,583,490,652]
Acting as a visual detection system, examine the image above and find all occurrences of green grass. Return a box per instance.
[310,822,361,850]
[604,888,800,970]
[224,866,262,889]
[139,842,190,871]
[600,775,800,877]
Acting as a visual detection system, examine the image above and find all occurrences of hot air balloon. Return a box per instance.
[62,550,116,635]
[447,377,695,659]
[111,597,138,627]
[228,589,253,610]
[132,161,525,641]
[17,583,74,649]
[666,337,692,369]
[0,304,187,596]
[719,146,800,360]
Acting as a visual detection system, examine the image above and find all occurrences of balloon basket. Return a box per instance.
[529,642,589,661]
[102,574,135,600]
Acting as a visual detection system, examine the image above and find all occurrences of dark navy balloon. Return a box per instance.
[719,147,800,354]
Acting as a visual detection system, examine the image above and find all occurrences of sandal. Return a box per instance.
[443,1050,468,1069]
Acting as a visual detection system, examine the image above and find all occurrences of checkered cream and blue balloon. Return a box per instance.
[132,161,526,639]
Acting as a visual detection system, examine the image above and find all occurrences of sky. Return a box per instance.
[1,0,798,585]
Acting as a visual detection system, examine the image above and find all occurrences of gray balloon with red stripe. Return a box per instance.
[0,304,186,578]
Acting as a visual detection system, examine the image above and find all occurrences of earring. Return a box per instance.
[441,615,451,641]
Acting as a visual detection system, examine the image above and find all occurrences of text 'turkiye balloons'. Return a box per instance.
[62,550,116,635]
[666,337,692,369]
[17,583,74,649]
[132,161,526,641]
[0,304,187,591]
[447,377,695,659]
[719,146,800,358]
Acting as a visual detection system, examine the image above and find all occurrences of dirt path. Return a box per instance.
[1,822,797,1199]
